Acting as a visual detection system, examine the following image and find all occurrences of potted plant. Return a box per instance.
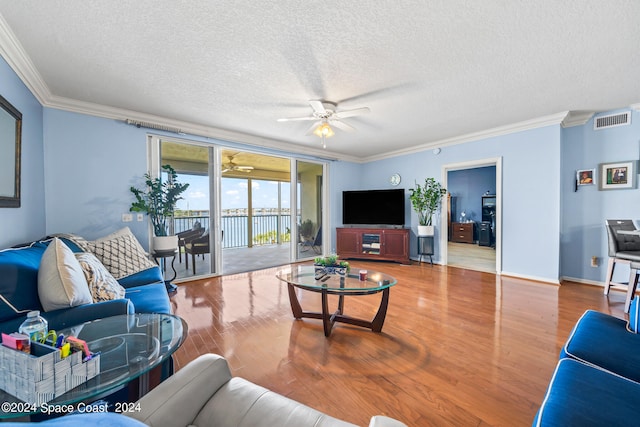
[314,254,350,276]
[409,177,447,236]
[130,164,189,251]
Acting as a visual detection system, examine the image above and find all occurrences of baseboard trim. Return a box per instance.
[560,276,604,287]
[500,270,560,285]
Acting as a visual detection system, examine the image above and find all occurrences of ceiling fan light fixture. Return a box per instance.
[313,122,334,138]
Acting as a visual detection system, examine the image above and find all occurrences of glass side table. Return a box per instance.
[152,249,178,293]
[0,313,188,420]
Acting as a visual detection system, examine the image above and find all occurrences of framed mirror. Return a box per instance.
[0,94,22,208]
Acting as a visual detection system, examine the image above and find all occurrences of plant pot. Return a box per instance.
[153,235,178,252]
[418,225,434,236]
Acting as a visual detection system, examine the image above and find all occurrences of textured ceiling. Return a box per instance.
[0,1,639,161]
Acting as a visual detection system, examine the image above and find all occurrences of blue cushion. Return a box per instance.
[533,358,640,426]
[561,310,640,382]
[125,282,171,314]
[118,266,164,289]
[0,243,47,322]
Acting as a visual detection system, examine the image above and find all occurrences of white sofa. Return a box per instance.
[130,353,407,427]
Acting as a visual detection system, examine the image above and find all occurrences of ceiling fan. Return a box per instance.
[277,100,370,148]
[222,154,254,173]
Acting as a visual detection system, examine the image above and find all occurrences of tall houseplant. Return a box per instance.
[130,164,189,250]
[409,178,447,236]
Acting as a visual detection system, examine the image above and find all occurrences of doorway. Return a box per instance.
[441,158,502,273]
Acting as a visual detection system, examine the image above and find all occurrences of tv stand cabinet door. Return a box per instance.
[382,229,410,264]
[336,228,361,257]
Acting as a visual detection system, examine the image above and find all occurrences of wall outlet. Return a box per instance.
[122,213,133,222]
[591,256,598,267]
[136,213,144,222]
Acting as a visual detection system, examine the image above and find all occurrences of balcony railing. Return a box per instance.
[174,214,296,249]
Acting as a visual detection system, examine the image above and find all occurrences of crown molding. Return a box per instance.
[362,111,569,163]
[0,14,51,103]
[561,111,594,128]
[46,94,354,162]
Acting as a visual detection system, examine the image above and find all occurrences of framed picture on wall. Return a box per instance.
[598,160,637,190]
[577,169,595,186]
[0,94,22,208]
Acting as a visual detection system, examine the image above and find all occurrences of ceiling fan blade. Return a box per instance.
[305,121,322,136]
[221,167,230,173]
[277,116,317,122]
[329,119,355,132]
[308,100,327,115]
[334,107,370,119]
[235,166,254,171]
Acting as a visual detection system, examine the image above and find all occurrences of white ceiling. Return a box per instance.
[1,1,639,161]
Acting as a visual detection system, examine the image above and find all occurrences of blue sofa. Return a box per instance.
[534,309,640,426]
[0,238,171,334]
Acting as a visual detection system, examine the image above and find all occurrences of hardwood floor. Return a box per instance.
[170,261,626,426]
[447,242,496,273]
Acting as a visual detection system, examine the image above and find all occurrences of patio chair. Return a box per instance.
[177,222,204,263]
[185,230,210,275]
[300,226,322,254]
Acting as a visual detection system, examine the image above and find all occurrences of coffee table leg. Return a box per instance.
[287,283,303,318]
[322,289,332,337]
[371,287,390,332]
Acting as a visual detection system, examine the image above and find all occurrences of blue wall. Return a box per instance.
[561,108,640,284]
[0,56,45,248]
[42,109,151,244]
[335,124,562,282]
[448,166,496,223]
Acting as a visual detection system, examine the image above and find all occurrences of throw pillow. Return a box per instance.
[85,227,155,279]
[37,238,93,312]
[75,252,126,302]
[628,296,640,333]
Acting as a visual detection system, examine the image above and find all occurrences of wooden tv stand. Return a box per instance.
[336,227,410,264]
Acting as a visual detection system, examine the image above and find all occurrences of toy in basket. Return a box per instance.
[0,333,100,405]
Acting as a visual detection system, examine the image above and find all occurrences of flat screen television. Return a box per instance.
[342,189,405,226]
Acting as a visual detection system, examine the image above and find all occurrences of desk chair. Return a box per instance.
[626,261,640,314]
[604,219,640,312]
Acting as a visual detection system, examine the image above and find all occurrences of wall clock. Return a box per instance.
[389,173,401,186]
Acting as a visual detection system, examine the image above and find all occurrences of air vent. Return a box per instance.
[593,111,631,130]
[125,119,182,134]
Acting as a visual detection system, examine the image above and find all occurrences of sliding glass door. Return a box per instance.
[153,137,326,278]
[295,160,325,261]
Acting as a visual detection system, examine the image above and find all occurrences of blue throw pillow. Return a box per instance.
[628,296,640,333]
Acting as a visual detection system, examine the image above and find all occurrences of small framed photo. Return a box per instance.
[577,169,595,186]
[598,160,637,190]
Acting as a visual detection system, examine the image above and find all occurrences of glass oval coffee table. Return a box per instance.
[276,265,397,337]
[0,313,187,419]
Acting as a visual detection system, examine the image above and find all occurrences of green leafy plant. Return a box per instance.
[130,165,189,236]
[409,178,447,226]
[314,254,350,271]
